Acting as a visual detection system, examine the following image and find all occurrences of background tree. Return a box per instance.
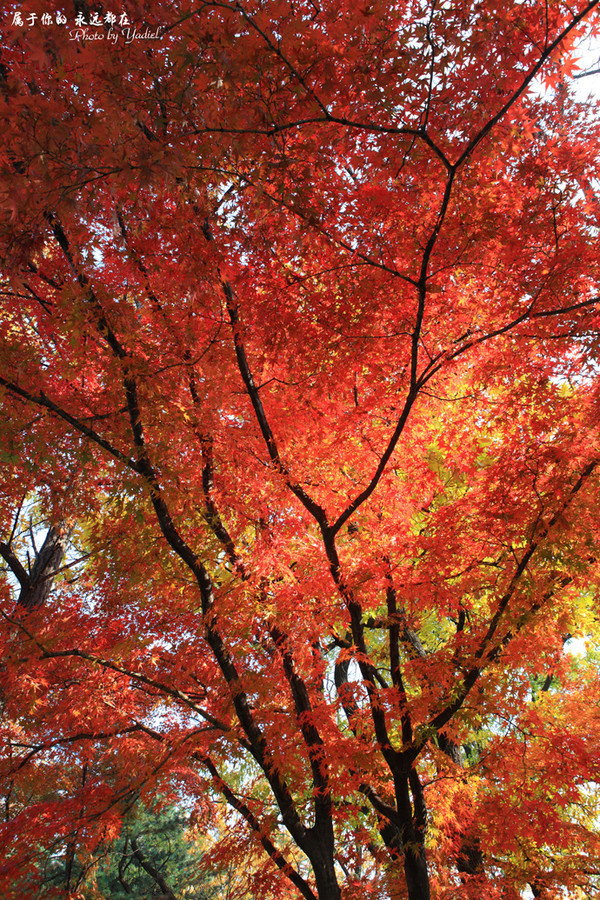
[2,1,600,899]
[45,797,217,900]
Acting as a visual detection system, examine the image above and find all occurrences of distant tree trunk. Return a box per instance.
[130,834,177,900]
[0,521,71,611]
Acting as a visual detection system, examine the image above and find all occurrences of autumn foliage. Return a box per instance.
[1,1,600,898]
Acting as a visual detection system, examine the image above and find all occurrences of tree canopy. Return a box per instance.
[2,1,600,898]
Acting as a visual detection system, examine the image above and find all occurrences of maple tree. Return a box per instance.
[2,0,600,897]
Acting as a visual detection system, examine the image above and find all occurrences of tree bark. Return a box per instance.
[0,521,71,611]
[130,834,177,900]
[404,847,431,900]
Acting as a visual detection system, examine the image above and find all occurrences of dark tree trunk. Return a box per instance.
[0,521,71,611]
[130,834,177,900]
[313,864,342,900]
[404,845,431,900]
[305,821,342,900]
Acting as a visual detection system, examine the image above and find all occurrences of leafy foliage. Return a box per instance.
[44,799,215,900]
[1,1,600,899]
